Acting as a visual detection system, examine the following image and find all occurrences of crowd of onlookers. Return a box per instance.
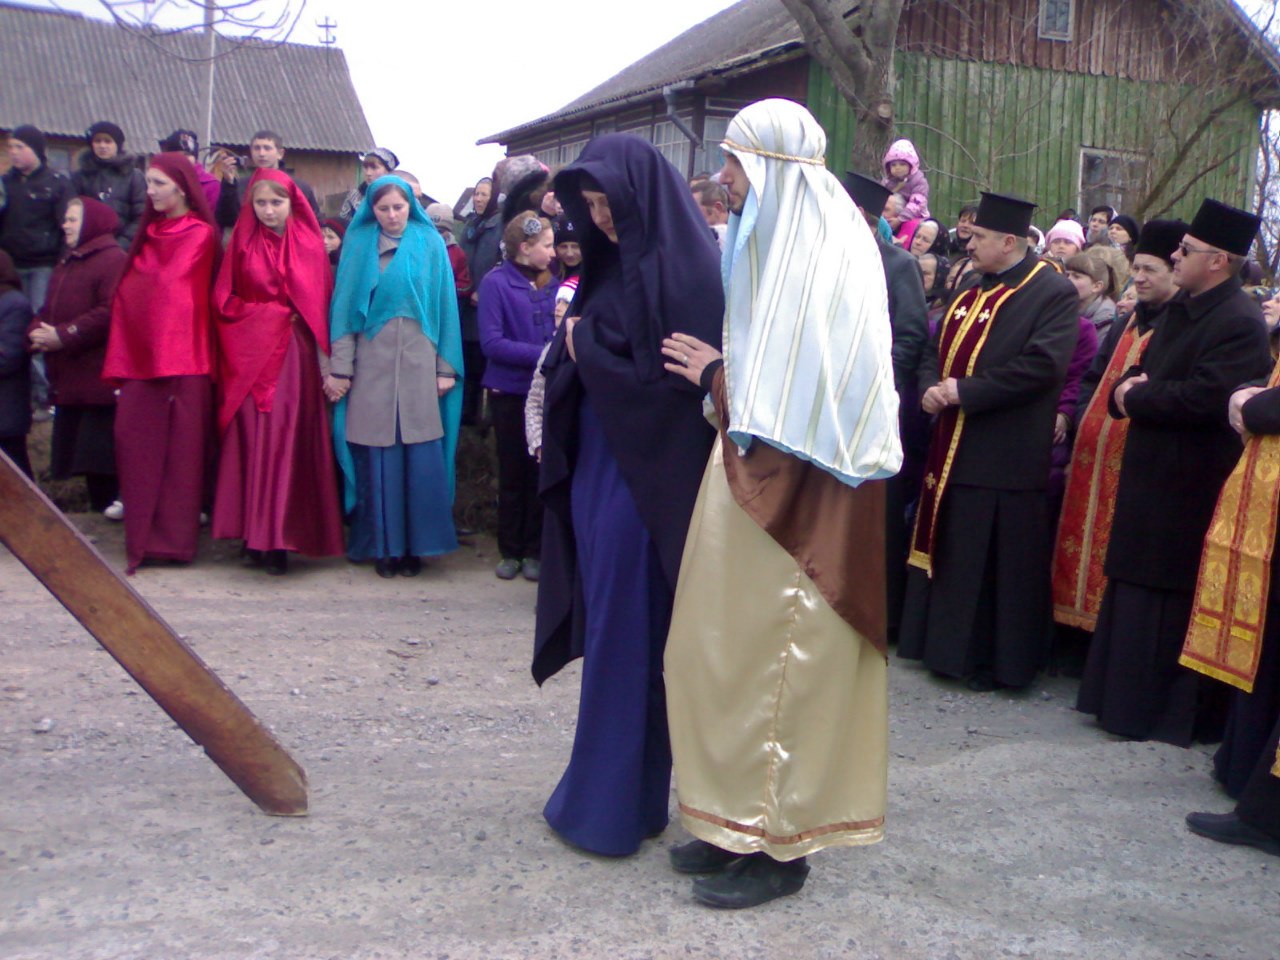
[1,122,1276,585]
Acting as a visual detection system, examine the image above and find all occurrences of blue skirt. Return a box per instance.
[543,400,672,856]
[347,437,457,561]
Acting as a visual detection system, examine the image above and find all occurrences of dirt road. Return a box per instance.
[1,516,1275,959]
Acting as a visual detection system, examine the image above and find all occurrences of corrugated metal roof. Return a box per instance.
[479,0,805,144]
[480,0,1280,145]
[0,1,373,152]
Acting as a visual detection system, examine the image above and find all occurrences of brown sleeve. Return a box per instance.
[712,366,889,655]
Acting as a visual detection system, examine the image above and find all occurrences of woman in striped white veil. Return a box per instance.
[660,98,900,910]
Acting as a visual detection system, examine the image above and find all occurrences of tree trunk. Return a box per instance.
[779,0,906,175]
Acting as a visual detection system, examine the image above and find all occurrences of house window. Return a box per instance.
[534,146,559,168]
[1039,0,1073,41]
[652,120,692,175]
[559,139,588,165]
[1078,148,1147,218]
[694,116,731,176]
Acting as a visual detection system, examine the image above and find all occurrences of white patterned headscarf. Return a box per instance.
[720,98,901,486]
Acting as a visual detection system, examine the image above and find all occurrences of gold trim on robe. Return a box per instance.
[1181,361,1280,692]
[908,262,1048,574]
[666,437,888,860]
[1052,319,1152,630]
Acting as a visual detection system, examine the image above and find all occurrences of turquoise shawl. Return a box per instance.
[330,176,464,513]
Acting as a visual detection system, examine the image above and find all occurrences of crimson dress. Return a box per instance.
[102,153,220,574]
[211,169,343,558]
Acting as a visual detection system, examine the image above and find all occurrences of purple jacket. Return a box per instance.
[1057,313,1100,418]
[1049,313,1100,497]
[881,139,931,221]
[477,259,558,395]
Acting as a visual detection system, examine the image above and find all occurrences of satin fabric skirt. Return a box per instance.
[346,432,458,562]
[212,325,344,557]
[543,400,673,857]
[665,438,888,861]
[115,375,212,574]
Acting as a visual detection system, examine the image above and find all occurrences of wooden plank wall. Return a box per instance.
[810,53,1261,226]
[896,0,1247,85]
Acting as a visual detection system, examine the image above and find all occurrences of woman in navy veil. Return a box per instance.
[534,135,724,856]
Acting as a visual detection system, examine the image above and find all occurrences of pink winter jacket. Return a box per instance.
[881,139,931,221]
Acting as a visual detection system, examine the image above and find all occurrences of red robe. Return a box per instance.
[210,169,343,557]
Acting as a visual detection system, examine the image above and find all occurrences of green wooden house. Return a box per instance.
[480,0,1280,227]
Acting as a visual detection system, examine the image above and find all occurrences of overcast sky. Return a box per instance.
[35,0,1277,203]
[41,0,742,201]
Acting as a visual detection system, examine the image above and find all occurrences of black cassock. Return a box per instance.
[1077,278,1271,745]
[898,251,1078,686]
[880,237,930,643]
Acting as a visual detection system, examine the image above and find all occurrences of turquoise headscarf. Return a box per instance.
[329,175,465,513]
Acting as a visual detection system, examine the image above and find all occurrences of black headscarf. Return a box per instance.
[553,134,724,384]
[533,135,724,685]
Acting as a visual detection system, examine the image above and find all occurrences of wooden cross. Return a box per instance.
[0,451,307,816]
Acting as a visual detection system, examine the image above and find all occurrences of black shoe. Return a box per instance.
[965,669,998,692]
[691,853,809,909]
[241,547,264,568]
[375,557,399,578]
[1186,811,1280,856]
[399,555,422,577]
[669,839,744,875]
[264,550,288,576]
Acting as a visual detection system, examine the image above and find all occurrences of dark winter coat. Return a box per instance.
[918,251,1080,491]
[477,259,558,395]
[879,237,928,398]
[0,164,73,267]
[1105,278,1272,591]
[70,150,146,247]
[31,233,126,407]
[0,287,33,438]
[458,211,503,341]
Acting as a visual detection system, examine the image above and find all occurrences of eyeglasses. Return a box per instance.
[1177,242,1217,257]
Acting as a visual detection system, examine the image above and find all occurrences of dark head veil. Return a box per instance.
[554,135,723,383]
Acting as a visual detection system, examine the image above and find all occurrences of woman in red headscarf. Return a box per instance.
[103,152,219,574]
[28,196,127,514]
[210,169,344,574]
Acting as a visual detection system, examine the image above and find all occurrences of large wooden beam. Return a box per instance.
[0,452,307,816]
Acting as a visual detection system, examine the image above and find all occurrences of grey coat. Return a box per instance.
[331,235,456,447]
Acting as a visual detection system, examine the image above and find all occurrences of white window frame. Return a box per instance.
[652,120,692,176]
[1038,0,1074,41]
[1078,146,1147,217]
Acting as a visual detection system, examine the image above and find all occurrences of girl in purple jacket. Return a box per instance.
[880,139,931,229]
[477,211,558,581]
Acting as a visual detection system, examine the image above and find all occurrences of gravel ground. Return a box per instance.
[1,515,1277,960]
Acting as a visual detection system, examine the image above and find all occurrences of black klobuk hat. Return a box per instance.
[841,172,891,215]
[1134,219,1188,265]
[974,191,1037,237]
[1187,199,1261,257]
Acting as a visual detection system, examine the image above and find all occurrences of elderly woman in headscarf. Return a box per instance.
[27,196,127,513]
[211,170,344,575]
[326,175,463,578]
[660,99,900,908]
[102,153,219,574]
[534,135,723,857]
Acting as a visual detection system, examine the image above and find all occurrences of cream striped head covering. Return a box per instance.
[720,98,901,487]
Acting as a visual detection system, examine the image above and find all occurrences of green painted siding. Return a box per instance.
[808,54,1261,225]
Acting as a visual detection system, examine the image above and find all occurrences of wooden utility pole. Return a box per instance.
[0,453,307,816]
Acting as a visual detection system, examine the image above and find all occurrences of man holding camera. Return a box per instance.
[214,130,321,229]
